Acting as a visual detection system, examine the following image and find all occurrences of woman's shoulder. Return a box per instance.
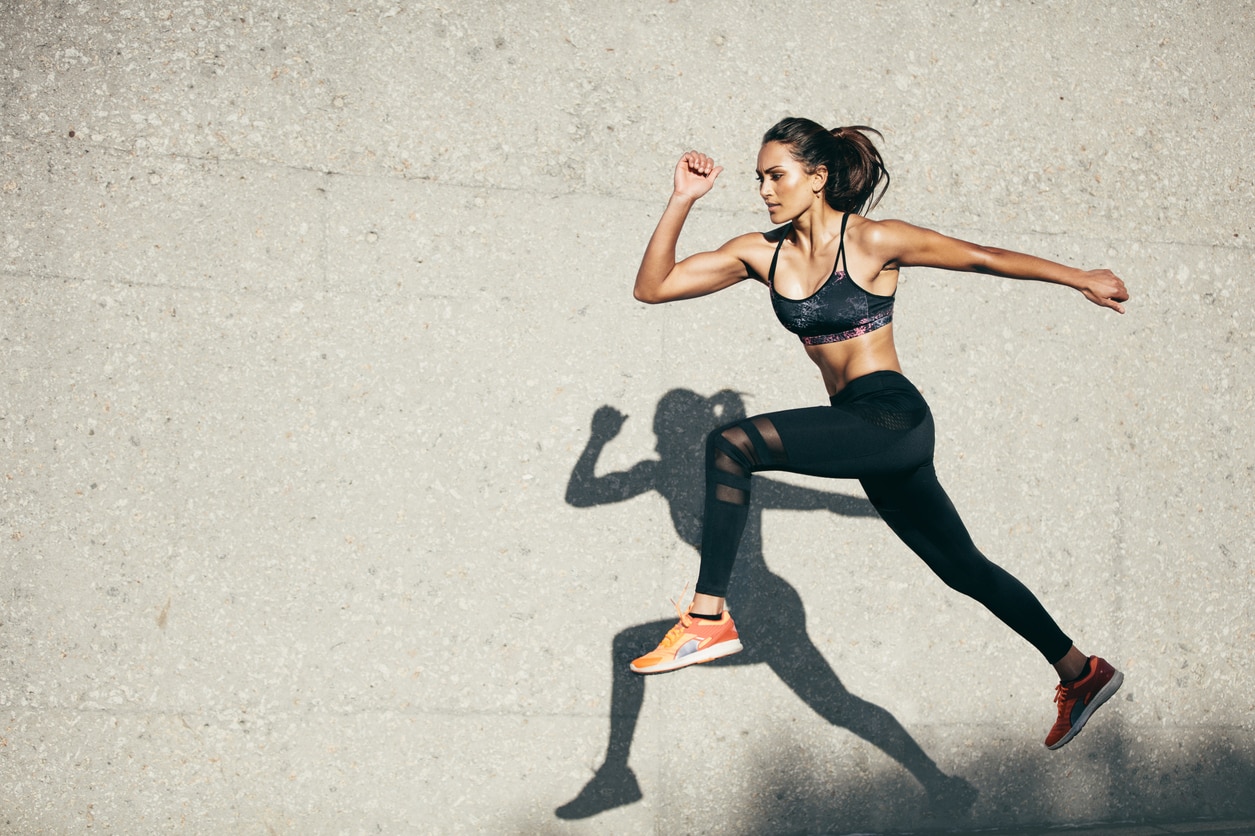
[717,227,791,283]
[849,215,925,238]
[846,216,927,252]
[721,225,791,252]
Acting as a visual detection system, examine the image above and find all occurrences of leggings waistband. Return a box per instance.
[830,370,920,407]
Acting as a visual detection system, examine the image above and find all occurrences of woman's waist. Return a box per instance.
[827,368,927,413]
[805,333,904,398]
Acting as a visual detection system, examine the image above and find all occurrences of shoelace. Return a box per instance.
[1054,677,1086,707]
[655,588,694,649]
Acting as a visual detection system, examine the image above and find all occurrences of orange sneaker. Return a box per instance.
[1045,655,1123,749]
[630,600,743,674]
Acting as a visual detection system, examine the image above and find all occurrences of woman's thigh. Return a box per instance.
[747,405,934,480]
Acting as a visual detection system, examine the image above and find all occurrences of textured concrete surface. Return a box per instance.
[2,1,1253,834]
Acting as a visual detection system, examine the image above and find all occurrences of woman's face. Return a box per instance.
[756,141,823,222]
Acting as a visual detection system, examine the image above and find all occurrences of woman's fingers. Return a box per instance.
[674,151,722,197]
[681,151,724,178]
[682,151,716,175]
[1083,270,1129,314]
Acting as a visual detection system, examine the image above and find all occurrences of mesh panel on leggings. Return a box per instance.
[712,438,749,505]
[711,419,786,505]
[751,416,788,464]
[843,402,929,431]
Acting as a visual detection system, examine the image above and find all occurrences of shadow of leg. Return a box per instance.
[767,638,978,816]
[555,619,673,820]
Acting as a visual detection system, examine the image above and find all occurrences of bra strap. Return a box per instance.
[767,229,788,289]
[835,212,850,275]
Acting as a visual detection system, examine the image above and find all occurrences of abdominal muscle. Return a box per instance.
[805,324,903,396]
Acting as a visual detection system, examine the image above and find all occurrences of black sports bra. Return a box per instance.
[768,213,895,346]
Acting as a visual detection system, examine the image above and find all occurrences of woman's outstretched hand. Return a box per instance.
[673,151,723,200]
[1078,269,1130,314]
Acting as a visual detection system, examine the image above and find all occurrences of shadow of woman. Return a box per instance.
[555,389,977,820]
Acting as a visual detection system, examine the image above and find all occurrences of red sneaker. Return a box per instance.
[630,601,742,675]
[1045,656,1123,749]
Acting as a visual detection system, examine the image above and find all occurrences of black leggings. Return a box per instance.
[697,370,1073,663]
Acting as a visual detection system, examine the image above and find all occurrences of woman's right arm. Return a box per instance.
[633,152,750,304]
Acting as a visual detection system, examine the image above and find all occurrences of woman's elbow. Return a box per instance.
[633,285,665,304]
[967,245,1004,274]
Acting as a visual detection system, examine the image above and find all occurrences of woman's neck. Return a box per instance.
[787,200,844,255]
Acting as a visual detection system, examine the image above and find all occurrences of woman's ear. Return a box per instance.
[811,165,828,195]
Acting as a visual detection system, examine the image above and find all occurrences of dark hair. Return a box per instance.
[762,117,890,214]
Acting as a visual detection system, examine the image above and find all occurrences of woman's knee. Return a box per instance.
[935,554,999,600]
[707,421,755,471]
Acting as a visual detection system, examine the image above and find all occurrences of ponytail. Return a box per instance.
[763,118,890,214]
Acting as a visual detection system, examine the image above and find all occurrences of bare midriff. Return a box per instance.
[804,324,903,396]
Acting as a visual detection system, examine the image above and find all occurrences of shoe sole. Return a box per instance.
[630,639,743,675]
[1047,669,1124,750]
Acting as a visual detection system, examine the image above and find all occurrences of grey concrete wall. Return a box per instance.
[2,1,1252,833]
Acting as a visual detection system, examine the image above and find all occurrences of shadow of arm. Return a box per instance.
[566,406,658,508]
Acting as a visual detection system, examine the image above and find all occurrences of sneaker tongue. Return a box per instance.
[662,622,687,647]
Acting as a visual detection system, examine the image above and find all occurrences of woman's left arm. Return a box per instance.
[870,220,1129,313]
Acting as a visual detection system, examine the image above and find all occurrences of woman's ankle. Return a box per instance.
[1053,646,1089,682]
[690,592,725,616]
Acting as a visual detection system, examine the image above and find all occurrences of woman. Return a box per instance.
[630,117,1128,750]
